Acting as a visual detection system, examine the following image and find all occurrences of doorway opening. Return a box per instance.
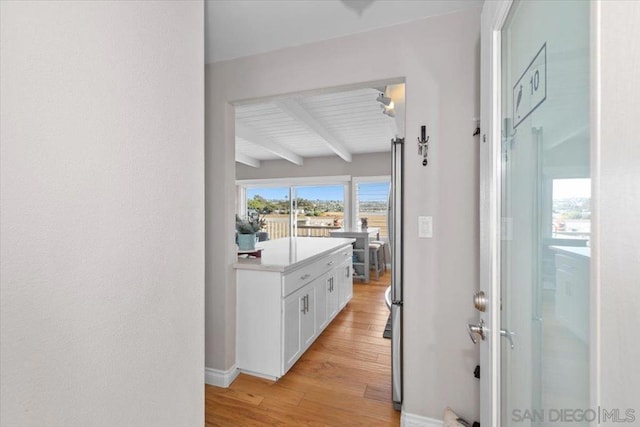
[223,79,405,420]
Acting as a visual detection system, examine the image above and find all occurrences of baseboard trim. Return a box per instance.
[401,411,443,427]
[204,365,240,388]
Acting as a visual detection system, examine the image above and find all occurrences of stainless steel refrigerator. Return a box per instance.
[390,137,404,410]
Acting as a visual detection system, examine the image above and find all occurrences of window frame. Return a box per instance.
[237,176,352,234]
[351,175,391,235]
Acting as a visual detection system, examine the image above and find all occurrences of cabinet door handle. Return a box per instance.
[327,260,334,266]
[300,273,311,280]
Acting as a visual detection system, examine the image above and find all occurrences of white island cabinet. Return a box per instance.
[234,237,354,380]
[550,246,590,343]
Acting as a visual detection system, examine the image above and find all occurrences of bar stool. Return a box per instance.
[369,242,384,280]
[371,240,388,274]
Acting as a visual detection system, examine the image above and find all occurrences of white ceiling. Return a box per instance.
[206,0,483,63]
[235,86,403,168]
[211,1,475,168]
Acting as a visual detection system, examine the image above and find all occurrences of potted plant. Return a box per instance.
[255,216,270,242]
[236,215,263,251]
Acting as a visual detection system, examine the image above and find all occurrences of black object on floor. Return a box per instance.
[383,313,392,339]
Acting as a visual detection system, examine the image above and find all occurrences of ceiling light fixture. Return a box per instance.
[377,91,395,118]
[382,108,395,118]
[376,93,393,107]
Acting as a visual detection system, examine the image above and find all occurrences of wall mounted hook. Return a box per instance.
[417,125,429,166]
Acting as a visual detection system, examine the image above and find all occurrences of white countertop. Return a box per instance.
[329,227,380,235]
[233,237,355,272]
[550,245,591,258]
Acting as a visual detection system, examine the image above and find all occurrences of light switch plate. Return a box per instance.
[418,216,433,238]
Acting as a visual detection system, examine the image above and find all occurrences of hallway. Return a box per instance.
[205,271,399,426]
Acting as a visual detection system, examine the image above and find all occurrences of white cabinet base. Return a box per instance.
[236,243,353,380]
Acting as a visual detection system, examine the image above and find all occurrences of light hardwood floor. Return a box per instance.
[205,270,400,426]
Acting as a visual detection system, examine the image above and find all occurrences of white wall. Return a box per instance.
[236,152,391,180]
[596,0,640,413]
[0,2,204,426]
[206,8,481,421]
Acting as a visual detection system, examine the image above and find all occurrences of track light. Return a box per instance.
[382,108,395,118]
[376,93,393,107]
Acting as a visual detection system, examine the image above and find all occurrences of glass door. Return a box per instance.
[500,1,590,425]
[292,185,345,237]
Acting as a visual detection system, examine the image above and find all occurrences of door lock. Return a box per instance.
[467,319,486,344]
[473,291,487,312]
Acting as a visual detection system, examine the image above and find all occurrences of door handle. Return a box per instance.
[500,328,515,349]
[467,319,486,344]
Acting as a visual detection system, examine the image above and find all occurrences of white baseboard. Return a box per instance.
[237,368,278,382]
[204,364,240,388]
[401,411,443,427]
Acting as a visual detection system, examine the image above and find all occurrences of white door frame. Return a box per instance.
[479,2,512,425]
[480,1,602,425]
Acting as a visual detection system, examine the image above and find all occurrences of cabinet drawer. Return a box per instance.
[330,245,353,265]
[555,254,578,271]
[283,261,323,297]
[282,245,353,297]
[555,253,588,280]
[321,247,351,275]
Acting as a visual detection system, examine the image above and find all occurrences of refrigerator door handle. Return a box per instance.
[391,303,403,409]
[390,136,404,411]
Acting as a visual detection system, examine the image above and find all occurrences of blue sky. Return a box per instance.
[247,182,390,202]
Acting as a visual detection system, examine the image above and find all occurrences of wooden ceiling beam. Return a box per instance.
[236,122,304,165]
[235,152,261,168]
[275,98,352,162]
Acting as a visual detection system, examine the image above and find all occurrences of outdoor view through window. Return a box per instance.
[245,181,390,239]
[552,178,590,242]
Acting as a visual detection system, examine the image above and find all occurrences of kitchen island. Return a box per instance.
[329,228,380,282]
[234,237,355,380]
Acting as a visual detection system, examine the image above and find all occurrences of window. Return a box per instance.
[353,178,391,239]
[293,185,345,237]
[239,177,350,239]
[551,178,591,241]
[245,186,292,239]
